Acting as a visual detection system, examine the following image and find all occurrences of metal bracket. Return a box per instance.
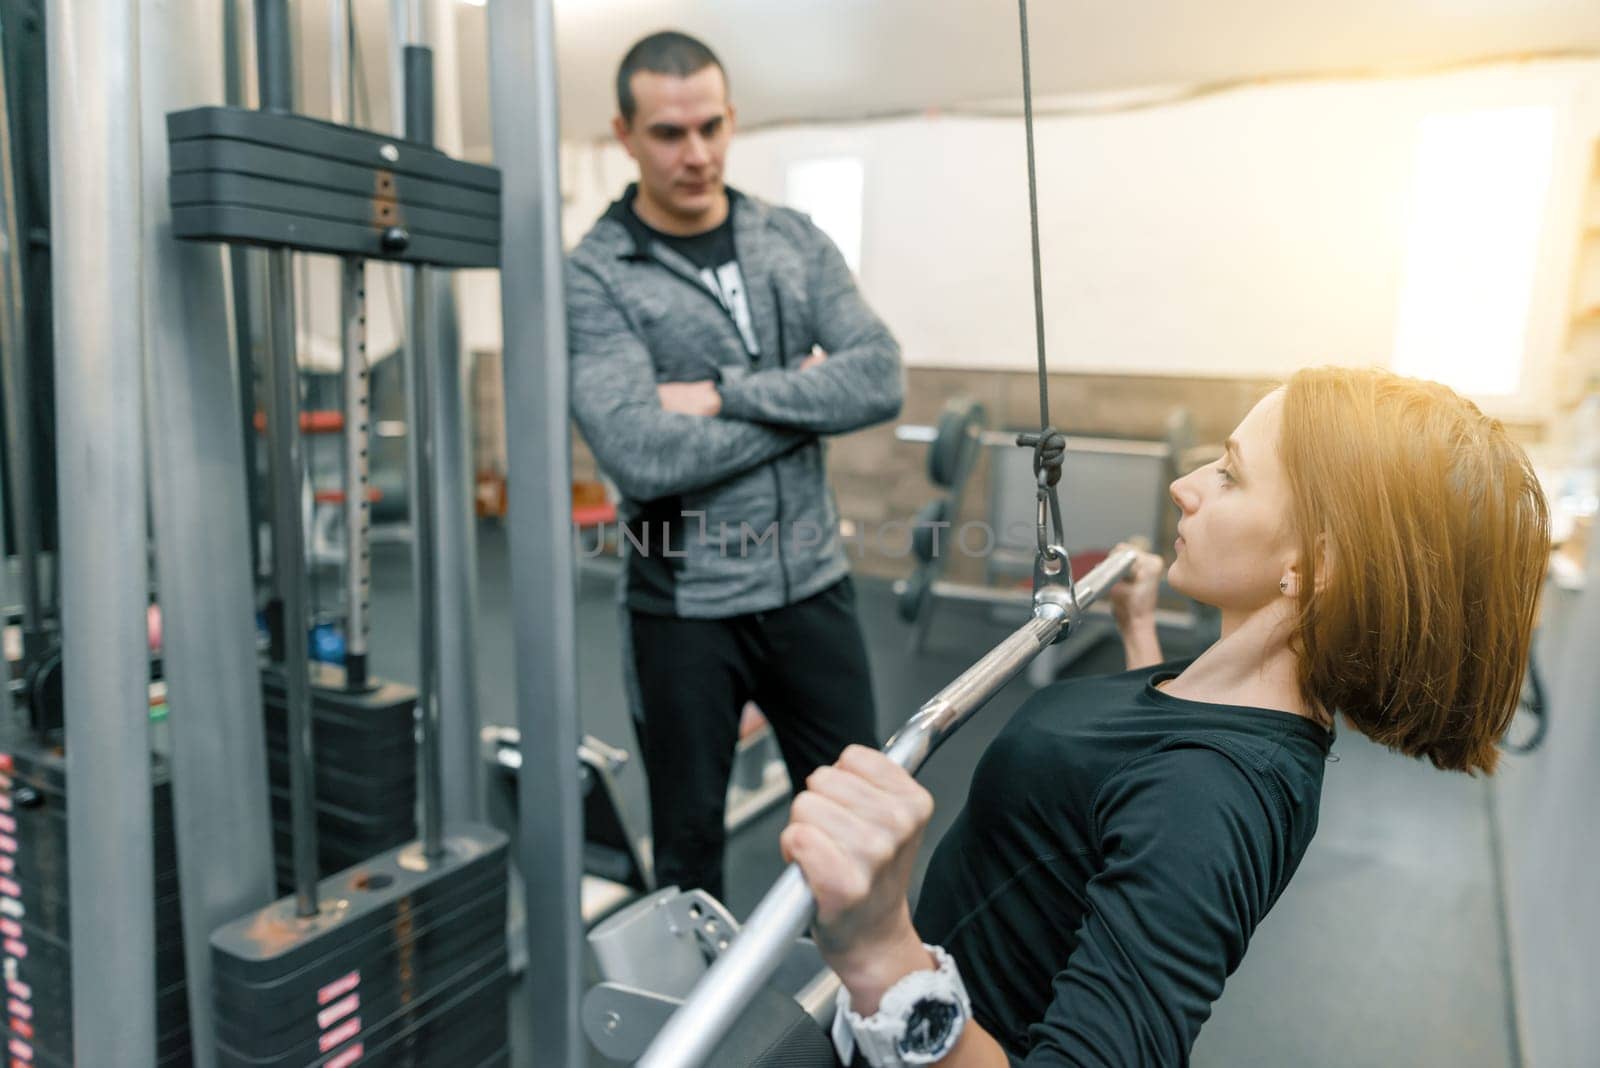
[663,887,741,963]
[582,982,684,1063]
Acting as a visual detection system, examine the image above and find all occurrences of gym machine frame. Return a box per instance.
[167,3,511,1065]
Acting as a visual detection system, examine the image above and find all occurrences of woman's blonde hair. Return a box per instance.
[1280,367,1548,774]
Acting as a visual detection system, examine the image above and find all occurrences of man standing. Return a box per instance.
[567,31,903,901]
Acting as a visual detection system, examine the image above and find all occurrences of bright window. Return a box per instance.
[1391,107,1556,397]
[785,157,865,273]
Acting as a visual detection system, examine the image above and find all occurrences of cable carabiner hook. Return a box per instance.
[1016,427,1079,625]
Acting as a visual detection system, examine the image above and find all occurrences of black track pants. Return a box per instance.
[628,578,879,902]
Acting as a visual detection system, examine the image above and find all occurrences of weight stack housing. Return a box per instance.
[0,733,192,1066]
[260,666,419,893]
[165,107,501,269]
[210,825,509,1068]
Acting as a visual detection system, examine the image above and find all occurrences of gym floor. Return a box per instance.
[367,522,1520,1068]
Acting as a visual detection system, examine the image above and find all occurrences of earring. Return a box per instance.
[1279,578,1292,595]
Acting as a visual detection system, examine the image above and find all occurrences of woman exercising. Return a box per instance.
[782,367,1549,1067]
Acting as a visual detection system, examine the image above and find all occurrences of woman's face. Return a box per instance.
[1166,390,1300,618]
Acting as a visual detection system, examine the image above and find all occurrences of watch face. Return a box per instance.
[898,995,962,1056]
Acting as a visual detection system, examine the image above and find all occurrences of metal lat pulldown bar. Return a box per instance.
[636,550,1137,1067]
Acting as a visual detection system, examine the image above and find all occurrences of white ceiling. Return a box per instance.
[510,0,1600,140]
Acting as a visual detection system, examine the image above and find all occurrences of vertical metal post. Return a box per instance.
[406,265,444,857]
[0,52,45,665]
[397,15,475,855]
[0,62,19,727]
[488,0,583,1062]
[428,279,482,824]
[46,1,158,1062]
[140,4,277,1064]
[328,0,351,126]
[403,32,444,854]
[330,0,371,691]
[256,0,320,917]
[415,0,482,826]
[223,0,265,601]
[264,246,319,917]
[341,259,372,689]
[255,0,293,114]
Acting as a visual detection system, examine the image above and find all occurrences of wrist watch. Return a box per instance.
[830,944,972,1067]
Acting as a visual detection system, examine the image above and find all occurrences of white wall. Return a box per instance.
[531,59,1600,419]
[388,59,1600,423]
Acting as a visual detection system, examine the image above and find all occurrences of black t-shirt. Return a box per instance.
[640,210,735,272]
[912,662,1331,1066]
[633,208,761,358]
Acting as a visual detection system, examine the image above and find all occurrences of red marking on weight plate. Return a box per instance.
[6,979,28,1001]
[0,857,12,875]
[0,923,19,941]
[0,837,16,856]
[2,941,24,961]
[0,881,19,900]
[326,1042,364,1068]
[318,1017,361,1053]
[0,755,13,773]
[9,1020,28,1041]
[0,817,14,836]
[6,1000,28,1022]
[6,1037,28,1061]
[0,795,12,812]
[317,969,360,1005]
[317,993,359,1030]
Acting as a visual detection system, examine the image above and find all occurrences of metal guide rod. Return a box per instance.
[638,550,1139,1068]
[265,249,320,916]
[341,259,371,689]
[402,36,445,858]
[329,0,353,126]
[256,0,320,917]
[0,59,44,658]
[329,2,371,690]
[407,269,444,857]
[256,0,293,114]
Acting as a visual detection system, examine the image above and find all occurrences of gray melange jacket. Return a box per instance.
[567,186,904,618]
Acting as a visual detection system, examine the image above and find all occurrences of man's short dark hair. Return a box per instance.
[616,31,725,124]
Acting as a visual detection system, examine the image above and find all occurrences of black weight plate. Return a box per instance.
[927,399,984,488]
[166,108,500,193]
[216,956,507,1068]
[910,498,952,564]
[897,568,933,624]
[214,910,503,1056]
[212,826,505,987]
[170,172,500,244]
[216,855,505,1006]
[171,205,497,269]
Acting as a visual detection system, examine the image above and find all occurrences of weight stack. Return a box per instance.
[211,825,509,1068]
[0,734,192,1067]
[261,668,418,893]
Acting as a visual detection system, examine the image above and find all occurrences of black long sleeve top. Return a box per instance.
[912,661,1332,1066]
